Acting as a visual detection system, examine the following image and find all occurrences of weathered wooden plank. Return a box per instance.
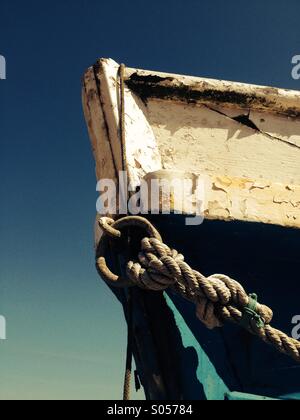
[82,67,117,183]
[83,59,300,229]
[125,67,300,118]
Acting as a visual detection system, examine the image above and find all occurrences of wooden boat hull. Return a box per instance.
[83,59,300,400]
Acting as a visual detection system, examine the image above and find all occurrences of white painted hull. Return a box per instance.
[83,58,300,230]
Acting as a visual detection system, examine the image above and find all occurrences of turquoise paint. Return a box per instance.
[164,294,229,400]
[226,392,278,401]
[279,393,300,400]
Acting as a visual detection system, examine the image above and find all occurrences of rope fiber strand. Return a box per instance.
[97,216,300,364]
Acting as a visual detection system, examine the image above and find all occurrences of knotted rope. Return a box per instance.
[97,216,300,363]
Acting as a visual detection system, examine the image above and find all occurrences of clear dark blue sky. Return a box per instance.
[0,0,299,400]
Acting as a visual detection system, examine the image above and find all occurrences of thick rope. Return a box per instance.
[97,216,300,363]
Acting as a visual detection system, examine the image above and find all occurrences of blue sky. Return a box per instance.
[0,0,300,400]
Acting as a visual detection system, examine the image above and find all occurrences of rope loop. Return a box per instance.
[96,216,162,288]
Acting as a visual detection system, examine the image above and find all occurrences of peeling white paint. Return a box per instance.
[146,99,300,186]
[83,59,300,229]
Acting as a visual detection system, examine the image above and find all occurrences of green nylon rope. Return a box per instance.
[240,293,265,330]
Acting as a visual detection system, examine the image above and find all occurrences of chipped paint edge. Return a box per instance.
[143,171,300,229]
[125,67,300,118]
